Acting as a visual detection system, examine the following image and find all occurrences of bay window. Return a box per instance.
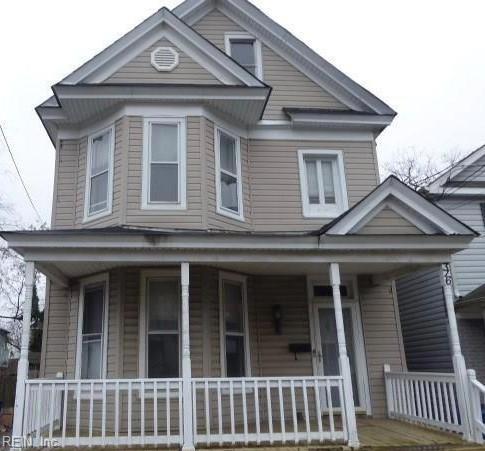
[143,118,186,210]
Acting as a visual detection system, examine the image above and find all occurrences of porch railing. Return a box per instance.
[21,376,346,448]
[467,369,485,443]
[192,376,347,446]
[384,365,464,435]
[23,378,183,448]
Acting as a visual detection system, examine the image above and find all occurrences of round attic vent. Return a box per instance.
[151,47,179,72]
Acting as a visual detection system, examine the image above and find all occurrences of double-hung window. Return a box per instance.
[143,118,186,210]
[220,273,250,377]
[298,150,348,218]
[225,33,263,79]
[215,127,244,221]
[140,272,180,378]
[76,275,109,380]
[84,126,114,221]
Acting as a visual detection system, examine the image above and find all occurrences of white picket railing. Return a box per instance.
[23,378,183,448]
[191,376,347,446]
[467,369,485,443]
[384,365,463,435]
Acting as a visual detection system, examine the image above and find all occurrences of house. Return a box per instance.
[396,146,485,379]
[2,0,484,449]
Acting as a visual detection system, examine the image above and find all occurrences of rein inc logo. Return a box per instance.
[2,436,61,448]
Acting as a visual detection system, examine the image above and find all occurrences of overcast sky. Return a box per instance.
[1,0,484,227]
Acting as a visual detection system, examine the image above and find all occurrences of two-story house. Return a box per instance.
[396,146,485,378]
[2,0,482,449]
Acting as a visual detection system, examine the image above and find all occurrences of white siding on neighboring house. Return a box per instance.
[439,199,485,296]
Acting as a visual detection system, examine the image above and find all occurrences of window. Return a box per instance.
[143,118,186,210]
[84,126,114,221]
[76,275,109,380]
[215,127,244,221]
[225,33,263,79]
[219,273,250,377]
[139,271,180,378]
[298,150,348,218]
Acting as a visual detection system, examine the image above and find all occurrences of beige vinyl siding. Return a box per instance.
[193,9,346,121]
[358,207,424,235]
[249,139,379,231]
[205,119,253,231]
[359,276,406,417]
[52,139,79,229]
[105,38,220,85]
[124,116,204,228]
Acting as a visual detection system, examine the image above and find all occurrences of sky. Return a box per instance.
[1,0,485,227]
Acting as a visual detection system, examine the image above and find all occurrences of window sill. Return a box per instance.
[302,207,346,219]
[142,202,187,211]
[83,208,112,224]
[216,206,245,223]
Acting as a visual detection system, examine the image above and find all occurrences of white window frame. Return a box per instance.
[298,149,349,219]
[75,273,110,381]
[83,124,115,223]
[224,32,263,80]
[219,272,251,377]
[214,126,244,222]
[142,117,187,210]
[138,269,181,379]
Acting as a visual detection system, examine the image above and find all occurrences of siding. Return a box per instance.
[105,38,220,85]
[439,199,485,296]
[458,319,485,381]
[248,139,379,231]
[358,207,423,235]
[359,276,406,417]
[124,116,204,228]
[192,9,346,121]
[452,155,485,182]
[395,268,453,373]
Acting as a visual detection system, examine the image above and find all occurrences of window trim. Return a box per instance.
[219,271,251,377]
[214,126,245,222]
[75,273,110,381]
[298,149,349,219]
[83,124,115,223]
[138,269,181,379]
[224,32,263,80]
[142,117,187,211]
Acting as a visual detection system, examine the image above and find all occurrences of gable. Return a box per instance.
[356,207,424,235]
[193,9,348,120]
[452,154,485,183]
[105,37,221,84]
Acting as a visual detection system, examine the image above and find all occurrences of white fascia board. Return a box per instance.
[326,177,475,236]
[428,144,485,193]
[177,0,395,115]
[60,7,263,87]
[286,112,395,130]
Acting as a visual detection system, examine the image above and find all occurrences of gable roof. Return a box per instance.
[428,144,485,196]
[321,176,477,237]
[174,0,396,116]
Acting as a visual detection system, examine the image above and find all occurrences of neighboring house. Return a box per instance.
[1,0,481,449]
[0,329,9,368]
[396,145,485,378]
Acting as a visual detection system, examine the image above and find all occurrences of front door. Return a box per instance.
[312,300,369,412]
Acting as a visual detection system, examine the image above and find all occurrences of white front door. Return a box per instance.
[310,292,370,413]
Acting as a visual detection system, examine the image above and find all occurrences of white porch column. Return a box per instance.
[329,263,359,448]
[12,261,35,439]
[181,263,195,451]
[442,263,473,441]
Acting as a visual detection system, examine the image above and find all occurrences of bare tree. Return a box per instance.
[383,148,464,192]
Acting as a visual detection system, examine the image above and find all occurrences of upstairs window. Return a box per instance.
[84,126,114,221]
[143,118,186,210]
[298,150,348,218]
[215,126,244,221]
[225,33,263,79]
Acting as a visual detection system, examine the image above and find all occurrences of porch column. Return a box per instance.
[12,261,35,439]
[181,263,195,451]
[442,263,473,441]
[329,263,359,448]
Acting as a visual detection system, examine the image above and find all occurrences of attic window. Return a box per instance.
[225,32,263,79]
[151,47,179,72]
